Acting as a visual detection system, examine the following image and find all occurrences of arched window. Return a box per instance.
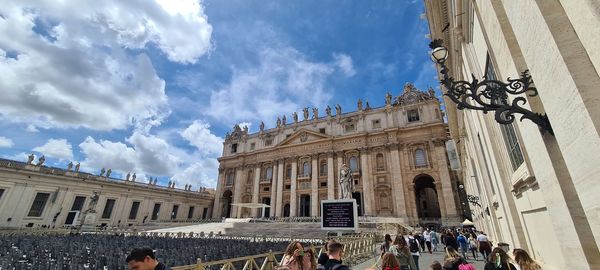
[303,162,311,177]
[349,156,358,172]
[415,149,427,167]
[265,167,273,181]
[285,164,292,179]
[376,153,385,171]
[319,160,327,176]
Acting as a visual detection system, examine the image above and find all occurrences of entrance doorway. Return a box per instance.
[221,190,232,218]
[352,192,363,216]
[414,175,441,219]
[299,195,311,217]
[262,197,271,217]
[283,204,290,217]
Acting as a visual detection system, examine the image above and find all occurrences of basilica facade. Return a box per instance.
[213,83,461,225]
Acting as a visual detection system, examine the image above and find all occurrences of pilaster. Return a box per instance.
[327,152,335,200]
[359,148,373,215]
[276,159,285,217]
[212,168,225,218]
[311,154,319,216]
[290,158,298,217]
[251,165,261,217]
[270,163,278,216]
[389,144,407,217]
[231,167,244,218]
[435,143,458,217]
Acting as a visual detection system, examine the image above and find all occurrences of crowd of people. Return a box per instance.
[0,233,289,269]
[373,228,543,270]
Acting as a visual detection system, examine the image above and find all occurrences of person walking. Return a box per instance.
[282,241,315,270]
[441,247,465,270]
[476,232,492,261]
[484,248,516,270]
[512,249,541,270]
[322,242,349,270]
[389,235,417,270]
[468,235,478,261]
[431,230,439,252]
[380,234,393,257]
[423,229,432,254]
[456,233,468,259]
[407,233,421,270]
[125,247,171,270]
[444,231,459,251]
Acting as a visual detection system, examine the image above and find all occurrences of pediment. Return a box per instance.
[277,129,331,146]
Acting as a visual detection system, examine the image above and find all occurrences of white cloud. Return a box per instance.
[0,0,212,130]
[25,125,39,133]
[208,47,334,126]
[33,138,74,161]
[180,120,223,156]
[0,136,14,148]
[333,53,357,77]
[171,159,219,188]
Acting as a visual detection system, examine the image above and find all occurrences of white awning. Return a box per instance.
[230,203,271,209]
[462,219,474,226]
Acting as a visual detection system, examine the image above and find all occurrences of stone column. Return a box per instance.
[435,143,458,217]
[270,163,278,216]
[290,158,298,217]
[232,167,244,218]
[311,155,319,216]
[359,148,373,215]
[276,159,285,217]
[212,168,225,218]
[402,149,418,219]
[389,144,407,217]
[251,165,261,217]
[327,152,335,200]
[336,152,344,199]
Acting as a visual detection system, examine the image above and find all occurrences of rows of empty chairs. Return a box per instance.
[0,233,290,269]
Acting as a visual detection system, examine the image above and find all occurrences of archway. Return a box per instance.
[221,190,233,218]
[299,195,311,217]
[283,203,290,217]
[414,175,441,219]
[352,192,363,216]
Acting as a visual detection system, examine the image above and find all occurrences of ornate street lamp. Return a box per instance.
[429,39,554,135]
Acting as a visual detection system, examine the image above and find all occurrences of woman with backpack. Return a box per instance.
[389,235,417,270]
[467,236,478,261]
[407,232,421,270]
[442,247,475,270]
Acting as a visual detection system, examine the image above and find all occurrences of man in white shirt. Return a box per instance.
[423,228,432,254]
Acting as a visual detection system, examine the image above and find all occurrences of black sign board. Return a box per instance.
[321,199,358,231]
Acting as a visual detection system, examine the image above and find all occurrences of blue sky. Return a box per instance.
[0,0,439,188]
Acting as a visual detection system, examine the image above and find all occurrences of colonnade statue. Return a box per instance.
[339,164,354,199]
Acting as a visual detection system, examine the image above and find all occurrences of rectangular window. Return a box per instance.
[320,182,327,187]
[101,199,116,219]
[408,109,420,122]
[231,143,238,153]
[344,123,356,132]
[250,143,255,151]
[485,54,525,171]
[171,205,179,220]
[202,208,209,219]
[265,139,273,146]
[0,189,5,200]
[285,184,291,190]
[128,201,140,220]
[28,192,50,217]
[151,203,161,220]
[372,119,381,129]
[187,206,195,219]
[319,128,326,134]
[263,187,270,192]
[71,196,86,211]
[286,165,292,179]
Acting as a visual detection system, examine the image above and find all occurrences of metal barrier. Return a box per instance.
[171,237,376,270]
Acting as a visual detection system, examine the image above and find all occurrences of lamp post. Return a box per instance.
[429,39,554,135]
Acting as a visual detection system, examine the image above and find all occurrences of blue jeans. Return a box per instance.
[412,255,419,270]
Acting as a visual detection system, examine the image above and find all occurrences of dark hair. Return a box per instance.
[513,249,541,270]
[126,247,155,263]
[328,242,344,255]
[384,234,392,243]
[284,241,302,256]
[381,252,400,269]
[430,260,442,270]
[488,247,510,264]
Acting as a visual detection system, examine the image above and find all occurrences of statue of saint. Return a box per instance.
[75,163,80,172]
[292,112,298,123]
[428,87,436,98]
[276,117,281,128]
[67,162,73,171]
[243,125,249,133]
[312,107,318,119]
[106,169,112,178]
[335,104,342,116]
[126,172,131,181]
[132,173,137,182]
[100,168,106,176]
[303,107,309,120]
[87,191,100,213]
[36,155,45,166]
[365,100,371,110]
[326,105,332,117]
[357,99,363,111]
[259,121,265,132]
[385,92,392,105]
[27,153,35,164]
[168,180,172,187]
[339,164,354,199]
[282,115,287,125]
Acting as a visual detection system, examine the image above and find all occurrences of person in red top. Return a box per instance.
[381,252,401,270]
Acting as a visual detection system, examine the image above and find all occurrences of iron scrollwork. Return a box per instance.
[429,39,554,135]
[466,195,481,207]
